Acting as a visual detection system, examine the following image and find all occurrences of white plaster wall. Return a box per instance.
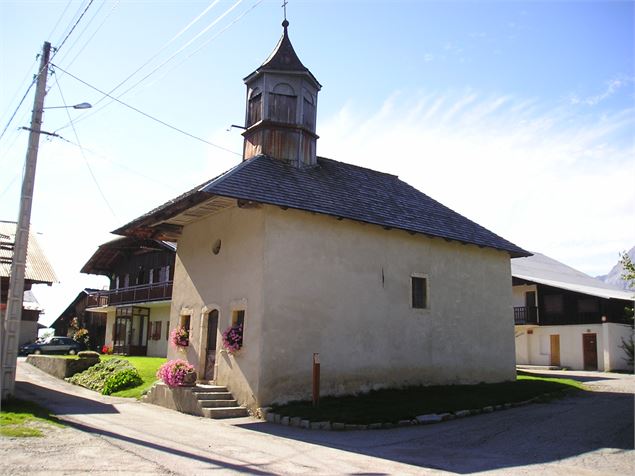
[514,323,633,370]
[147,304,170,357]
[103,310,115,348]
[603,323,633,371]
[259,206,516,406]
[512,284,537,308]
[168,204,265,408]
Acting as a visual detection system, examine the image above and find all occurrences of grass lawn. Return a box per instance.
[100,355,165,398]
[0,398,64,437]
[271,373,584,425]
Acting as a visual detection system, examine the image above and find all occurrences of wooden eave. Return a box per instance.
[126,195,237,241]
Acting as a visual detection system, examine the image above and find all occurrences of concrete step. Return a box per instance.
[199,399,238,408]
[193,391,234,401]
[202,407,249,419]
[191,385,228,393]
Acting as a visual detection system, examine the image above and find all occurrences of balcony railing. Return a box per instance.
[514,306,538,325]
[86,281,173,308]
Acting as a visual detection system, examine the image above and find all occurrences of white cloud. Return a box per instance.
[318,90,635,277]
[568,77,634,106]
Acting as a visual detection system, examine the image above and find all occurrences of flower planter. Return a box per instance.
[180,371,197,387]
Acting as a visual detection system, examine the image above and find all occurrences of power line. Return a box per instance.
[63,1,121,69]
[46,0,74,42]
[163,0,264,79]
[54,135,179,192]
[54,74,117,218]
[56,0,242,132]
[0,0,95,144]
[53,0,96,58]
[52,63,241,156]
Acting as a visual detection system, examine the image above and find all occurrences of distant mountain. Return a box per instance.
[597,246,635,291]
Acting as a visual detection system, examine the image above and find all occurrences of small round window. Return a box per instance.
[212,239,222,255]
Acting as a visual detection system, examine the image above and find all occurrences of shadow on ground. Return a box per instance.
[236,389,634,474]
[15,381,120,415]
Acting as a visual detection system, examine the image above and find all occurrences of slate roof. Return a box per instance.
[0,221,57,285]
[114,155,529,258]
[512,253,634,301]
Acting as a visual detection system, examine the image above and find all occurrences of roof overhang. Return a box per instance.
[514,274,635,301]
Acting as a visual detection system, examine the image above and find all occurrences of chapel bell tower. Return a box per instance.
[242,20,321,167]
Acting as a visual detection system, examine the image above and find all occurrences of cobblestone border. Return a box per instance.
[259,391,569,431]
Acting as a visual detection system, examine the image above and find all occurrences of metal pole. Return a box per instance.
[1,41,50,400]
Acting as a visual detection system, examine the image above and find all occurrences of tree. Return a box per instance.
[618,251,634,366]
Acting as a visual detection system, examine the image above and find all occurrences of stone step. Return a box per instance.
[199,399,238,408]
[191,385,228,393]
[202,406,249,419]
[193,391,234,401]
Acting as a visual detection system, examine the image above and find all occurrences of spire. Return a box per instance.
[241,19,322,167]
[244,20,320,88]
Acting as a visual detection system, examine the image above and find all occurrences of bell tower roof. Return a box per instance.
[244,20,321,89]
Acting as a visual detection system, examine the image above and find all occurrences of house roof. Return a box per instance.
[50,287,102,329]
[23,290,43,311]
[0,221,57,285]
[114,155,529,258]
[512,252,634,301]
[81,236,176,276]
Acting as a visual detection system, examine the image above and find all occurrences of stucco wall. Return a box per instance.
[168,204,265,407]
[515,323,633,371]
[147,304,170,357]
[258,206,516,406]
[512,284,538,308]
[103,310,116,347]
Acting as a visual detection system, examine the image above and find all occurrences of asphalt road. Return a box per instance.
[1,361,633,475]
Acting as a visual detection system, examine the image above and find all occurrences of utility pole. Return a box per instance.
[1,41,50,400]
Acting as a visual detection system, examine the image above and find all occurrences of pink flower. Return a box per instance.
[157,359,195,387]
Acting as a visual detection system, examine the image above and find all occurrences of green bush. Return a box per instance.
[77,351,100,359]
[102,369,142,395]
[67,358,142,395]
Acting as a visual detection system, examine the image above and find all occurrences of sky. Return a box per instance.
[0,0,633,327]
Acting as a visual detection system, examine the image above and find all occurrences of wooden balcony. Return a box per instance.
[86,281,173,308]
[514,306,538,325]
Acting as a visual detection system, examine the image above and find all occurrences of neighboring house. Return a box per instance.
[50,288,106,351]
[20,290,47,345]
[0,220,57,346]
[80,236,175,357]
[512,253,633,371]
[112,21,530,411]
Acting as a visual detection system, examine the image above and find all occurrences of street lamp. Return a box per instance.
[43,102,92,110]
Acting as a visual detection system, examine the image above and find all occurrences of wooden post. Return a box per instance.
[312,353,320,407]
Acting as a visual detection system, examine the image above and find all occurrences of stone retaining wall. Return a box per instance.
[26,355,100,379]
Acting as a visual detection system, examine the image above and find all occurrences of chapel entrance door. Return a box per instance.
[204,310,219,381]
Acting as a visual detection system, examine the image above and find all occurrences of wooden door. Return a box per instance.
[550,335,560,367]
[582,333,598,370]
[203,310,219,381]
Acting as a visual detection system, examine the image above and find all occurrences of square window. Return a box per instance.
[411,276,428,309]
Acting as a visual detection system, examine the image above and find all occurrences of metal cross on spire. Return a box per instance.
[282,0,288,21]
